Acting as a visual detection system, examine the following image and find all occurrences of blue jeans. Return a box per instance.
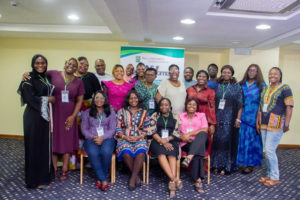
[84,138,115,182]
[261,128,283,180]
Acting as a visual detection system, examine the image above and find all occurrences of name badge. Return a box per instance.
[96,127,104,137]
[218,99,226,110]
[263,103,268,112]
[61,90,69,103]
[186,128,193,133]
[149,98,155,109]
[161,129,169,139]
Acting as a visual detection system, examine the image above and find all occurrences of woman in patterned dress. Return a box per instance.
[115,90,150,191]
[236,64,265,174]
[257,67,294,186]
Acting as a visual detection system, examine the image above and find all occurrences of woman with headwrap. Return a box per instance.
[18,54,55,189]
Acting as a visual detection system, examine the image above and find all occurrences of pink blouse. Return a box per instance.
[179,112,208,147]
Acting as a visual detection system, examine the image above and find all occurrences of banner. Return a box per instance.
[120,46,185,84]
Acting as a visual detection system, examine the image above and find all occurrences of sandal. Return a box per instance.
[212,169,218,175]
[181,157,192,168]
[175,179,183,190]
[242,166,253,174]
[259,177,270,183]
[95,181,102,189]
[60,170,68,181]
[264,179,280,186]
[101,182,109,191]
[195,181,204,194]
[37,185,50,190]
[168,181,176,198]
[135,177,142,187]
[220,170,225,176]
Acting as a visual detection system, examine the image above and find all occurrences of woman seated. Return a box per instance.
[149,98,182,198]
[81,91,116,191]
[179,98,208,193]
[115,90,150,191]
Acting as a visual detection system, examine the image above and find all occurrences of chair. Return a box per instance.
[79,150,116,184]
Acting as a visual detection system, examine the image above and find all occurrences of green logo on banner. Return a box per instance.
[136,56,141,62]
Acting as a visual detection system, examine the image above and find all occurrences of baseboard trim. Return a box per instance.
[0,134,299,148]
[0,134,24,140]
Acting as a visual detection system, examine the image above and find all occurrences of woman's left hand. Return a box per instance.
[93,136,104,145]
[65,115,75,130]
[234,120,241,128]
[180,134,190,142]
[283,126,289,133]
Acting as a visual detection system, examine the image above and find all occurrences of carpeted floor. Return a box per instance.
[0,139,299,200]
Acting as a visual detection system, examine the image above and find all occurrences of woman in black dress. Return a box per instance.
[149,98,181,198]
[18,54,55,189]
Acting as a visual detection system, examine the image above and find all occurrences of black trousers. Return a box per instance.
[182,131,208,181]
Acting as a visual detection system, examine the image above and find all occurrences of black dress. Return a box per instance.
[149,112,180,157]
[18,73,54,188]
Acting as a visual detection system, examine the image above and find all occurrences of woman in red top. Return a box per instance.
[186,70,216,154]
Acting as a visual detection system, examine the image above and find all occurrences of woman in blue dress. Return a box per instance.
[236,64,266,174]
[211,65,243,175]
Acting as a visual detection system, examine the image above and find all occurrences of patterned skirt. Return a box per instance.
[116,140,148,161]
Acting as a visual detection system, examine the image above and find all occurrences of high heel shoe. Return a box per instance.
[168,181,176,198]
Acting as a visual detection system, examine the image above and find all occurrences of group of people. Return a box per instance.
[19,54,293,198]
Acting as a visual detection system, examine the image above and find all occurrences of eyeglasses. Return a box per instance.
[248,69,258,73]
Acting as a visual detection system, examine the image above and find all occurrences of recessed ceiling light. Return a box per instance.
[180,19,195,24]
[173,36,184,41]
[231,40,240,44]
[68,14,79,21]
[256,24,271,30]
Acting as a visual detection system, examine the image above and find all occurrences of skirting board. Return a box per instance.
[0,134,299,148]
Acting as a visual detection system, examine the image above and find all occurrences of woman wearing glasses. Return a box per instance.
[156,64,186,114]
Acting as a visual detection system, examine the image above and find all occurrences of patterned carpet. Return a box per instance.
[0,138,299,200]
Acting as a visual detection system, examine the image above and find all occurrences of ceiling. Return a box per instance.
[1,0,300,51]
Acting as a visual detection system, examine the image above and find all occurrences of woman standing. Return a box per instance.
[149,98,181,198]
[156,64,186,114]
[102,64,134,111]
[134,62,146,83]
[180,98,208,194]
[123,64,137,84]
[186,70,217,154]
[18,54,55,189]
[81,91,116,191]
[257,67,293,186]
[48,58,85,181]
[211,65,243,175]
[236,64,265,174]
[115,90,149,191]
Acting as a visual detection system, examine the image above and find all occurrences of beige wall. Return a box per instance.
[0,37,299,144]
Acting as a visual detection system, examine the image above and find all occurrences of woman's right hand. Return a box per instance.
[163,142,174,151]
[93,136,104,145]
[125,136,136,143]
[22,72,31,81]
[48,96,55,103]
[256,122,261,134]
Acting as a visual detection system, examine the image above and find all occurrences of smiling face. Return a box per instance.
[268,68,281,85]
[125,64,134,76]
[78,59,89,74]
[33,57,47,73]
[64,59,78,75]
[186,100,197,114]
[208,65,218,79]
[128,92,139,107]
[247,65,258,80]
[136,64,145,78]
[169,66,179,81]
[221,68,232,81]
[95,60,106,75]
[196,72,208,86]
[160,99,171,114]
[184,68,194,81]
[113,66,124,80]
[94,92,105,108]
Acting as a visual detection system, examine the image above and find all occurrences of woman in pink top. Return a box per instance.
[179,98,208,194]
[102,64,134,111]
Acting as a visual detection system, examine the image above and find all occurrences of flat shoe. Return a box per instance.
[101,184,109,191]
[37,185,50,190]
[259,177,270,183]
[195,181,204,194]
[264,180,280,186]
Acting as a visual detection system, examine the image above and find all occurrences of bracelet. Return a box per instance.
[166,137,169,142]
[236,119,241,123]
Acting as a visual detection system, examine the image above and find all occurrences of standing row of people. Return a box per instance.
[19,55,293,198]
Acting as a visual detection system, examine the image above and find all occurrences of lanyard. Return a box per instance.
[63,72,74,90]
[38,75,51,86]
[189,114,195,126]
[162,113,169,129]
[97,112,104,128]
[222,83,230,99]
[80,74,86,80]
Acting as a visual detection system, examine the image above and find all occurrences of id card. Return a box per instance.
[218,99,226,110]
[149,98,155,109]
[262,103,268,112]
[161,129,169,139]
[186,128,193,133]
[96,127,104,137]
[61,90,69,103]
